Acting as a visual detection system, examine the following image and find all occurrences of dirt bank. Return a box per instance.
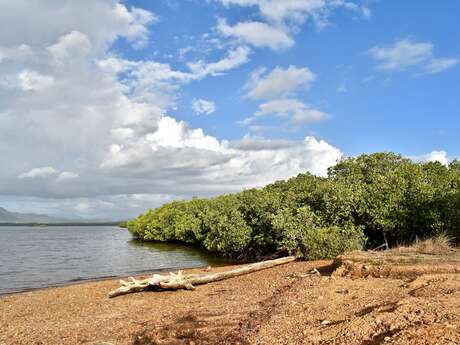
[1,248,459,345]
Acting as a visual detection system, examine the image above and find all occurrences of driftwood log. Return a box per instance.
[109,256,296,298]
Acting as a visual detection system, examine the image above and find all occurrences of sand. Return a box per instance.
[1,250,459,345]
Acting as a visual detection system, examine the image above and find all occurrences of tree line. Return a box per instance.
[128,153,460,260]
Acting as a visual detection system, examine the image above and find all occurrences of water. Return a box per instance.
[0,226,227,295]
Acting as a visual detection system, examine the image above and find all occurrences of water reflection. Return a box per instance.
[0,226,230,294]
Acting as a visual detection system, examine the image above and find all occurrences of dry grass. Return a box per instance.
[391,234,454,255]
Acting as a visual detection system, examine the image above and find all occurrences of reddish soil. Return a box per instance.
[1,249,459,345]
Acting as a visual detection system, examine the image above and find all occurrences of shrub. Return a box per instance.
[128,152,460,261]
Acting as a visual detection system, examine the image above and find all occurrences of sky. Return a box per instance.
[0,0,459,219]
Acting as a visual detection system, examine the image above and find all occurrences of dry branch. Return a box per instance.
[109,256,296,298]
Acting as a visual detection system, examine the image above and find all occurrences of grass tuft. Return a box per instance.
[395,234,453,255]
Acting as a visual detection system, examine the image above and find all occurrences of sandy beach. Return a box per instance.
[1,253,459,345]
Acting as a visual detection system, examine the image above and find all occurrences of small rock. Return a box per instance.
[384,336,391,342]
[336,288,349,294]
[321,320,332,326]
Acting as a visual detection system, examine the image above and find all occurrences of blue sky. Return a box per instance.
[0,0,458,218]
[119,0,459,156]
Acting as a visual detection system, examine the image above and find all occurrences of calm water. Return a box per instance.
[0,226,227,294]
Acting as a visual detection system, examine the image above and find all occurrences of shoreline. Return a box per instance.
[0,263,221,298]
[1,251,459,345]
[0,260,326,345]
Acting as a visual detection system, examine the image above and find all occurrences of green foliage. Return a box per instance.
[128,152,460,260]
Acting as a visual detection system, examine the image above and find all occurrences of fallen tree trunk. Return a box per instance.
[109,256,296,298]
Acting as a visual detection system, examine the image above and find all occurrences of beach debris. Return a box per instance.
[309,268,321,275]
[109,256,296,298]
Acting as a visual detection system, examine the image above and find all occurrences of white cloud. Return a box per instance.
[192,99,216,115]
[368,38,458,74]
[217,19,294,51]
[18,167,79,182]
[122,7,157,49]
[18,167,59,179]
[214,1,370,53]
[215,0,371,28]
[18,70,55,91]
[187,46,251,77]
[0,44,33,63]
[245,65,316,100]
[0,0,342,219]
[330,0,372,19]
[56,172,80,182]
[242,66,325,127]
[48,30,92,62]
[424,58,459,74]
[0,1,156,51]
[291,108,328,125]
[216,0,327,26]
[246,98,328,125]
[368,39,433,71]
[100,113,341,190]
[97,48,250,111]
[418,150,449,166]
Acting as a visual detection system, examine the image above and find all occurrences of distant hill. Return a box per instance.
[0,207,76,223]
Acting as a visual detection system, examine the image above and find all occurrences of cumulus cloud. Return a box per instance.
[214,0,371,27]
[213,1,372,55]
[217,19,294,51]
[245,65,316,100]
[241,66,325,128]
[17,70,55,91]
[48,30,92,62]
[0,0,341,219]
[368,38,458,74]
[417,150,449,166]
[192,99,216,115]
[100,115,342,192]
[18,167,59,179]
[0,0,156,51]
[243,99,328,125]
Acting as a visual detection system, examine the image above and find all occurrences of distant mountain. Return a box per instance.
[0,207,74,223]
